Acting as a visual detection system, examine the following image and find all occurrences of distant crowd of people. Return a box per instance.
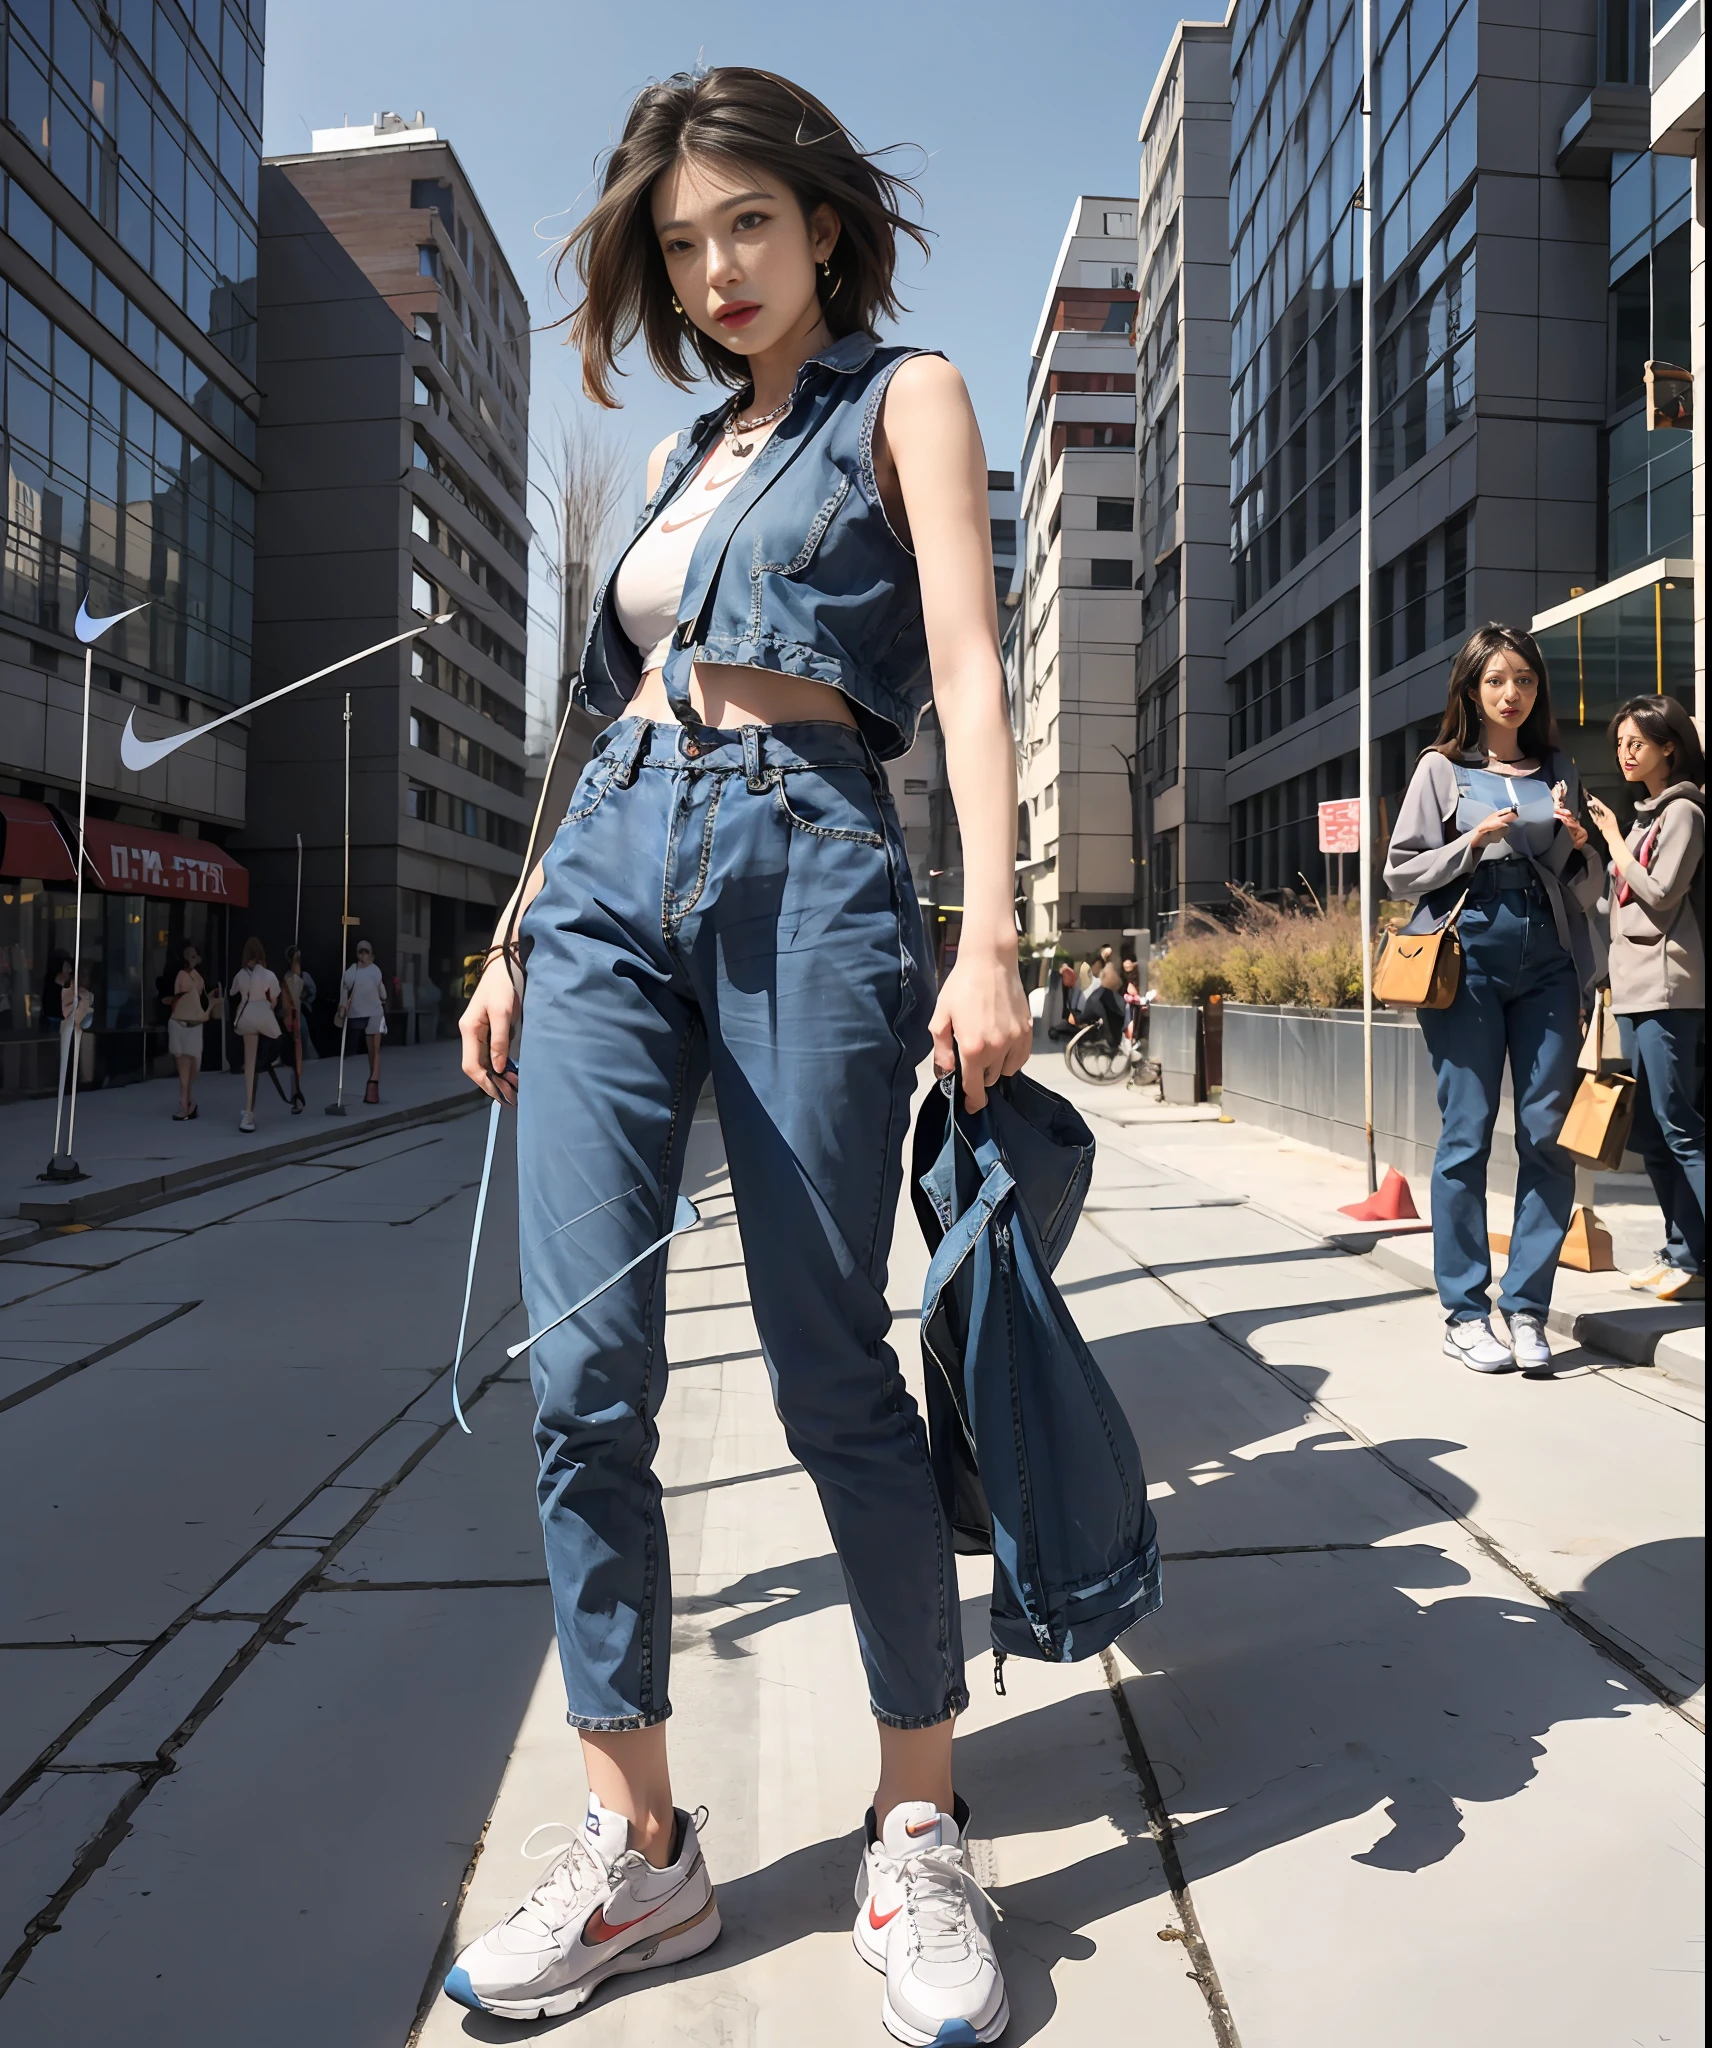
[1047,945,1146,1050]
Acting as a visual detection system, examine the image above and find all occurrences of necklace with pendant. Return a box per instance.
[724,393,793,458]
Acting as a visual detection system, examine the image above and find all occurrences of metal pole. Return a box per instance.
[60,642,95,1163]
[327,692,352,1115]
[293,831,303,952]
[1358,0,1378,1195]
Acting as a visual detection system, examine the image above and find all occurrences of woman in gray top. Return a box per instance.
[1384,624,1599,1373]
[1586,695,1704,1303]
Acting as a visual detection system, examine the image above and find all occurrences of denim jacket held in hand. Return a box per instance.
[574,331,939,761]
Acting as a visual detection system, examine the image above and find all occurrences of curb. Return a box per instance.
[12,1090,481,1231]
[1359,1234,1703,1384]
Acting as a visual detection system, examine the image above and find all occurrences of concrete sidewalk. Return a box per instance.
[0,1060,1700,2046]
[0,1040,475,1227]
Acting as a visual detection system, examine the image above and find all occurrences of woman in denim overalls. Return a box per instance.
[1387,625,1601,1374]
[449,71,1027,2042]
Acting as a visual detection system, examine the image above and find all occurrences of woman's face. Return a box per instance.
[356,945,373,967]
[652,155,837,363]
[1614,717,1672,786]
[183,947,200,971]
[1473,649,1538,738]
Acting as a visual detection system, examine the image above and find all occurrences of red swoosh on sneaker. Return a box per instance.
[868,1900,902,1930]
[904,1818,942,1838]
[583,1901,659,1945]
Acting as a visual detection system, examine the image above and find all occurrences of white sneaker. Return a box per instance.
[443,1797,719,2020]
[853,1798,1008,2046]
[1628,1262,1672,1291]
[1507,1312,1553,1373]
[1653,1267,1705,1303]
[238,1111,255,1133]
[1443,1316,1513,1372]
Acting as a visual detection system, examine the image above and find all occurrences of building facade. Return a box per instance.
[1013,196,1142,954]
[1,0,264,1089]
[1531,0,1703,730]
[1222,0,1697,906]
[248,114,530,1038]
[1134,18,1233,933]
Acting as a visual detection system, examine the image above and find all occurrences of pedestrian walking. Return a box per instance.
[280,947,308,1114]
[1385,624,1601,1373]
[167,941,208,1120]
[452,68,1030,2041]
[1585,696,1704,1304]
[230,937,286,1134]
[298,963,321,1059]
[38,951,71,1033]
[335,939,387,1104]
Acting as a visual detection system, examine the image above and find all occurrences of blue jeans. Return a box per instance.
[1617,1009,1705,1273]
[516,719,964,1731]
[1417,882,1580,1320]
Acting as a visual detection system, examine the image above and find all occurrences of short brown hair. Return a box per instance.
[241,936,267,969]
[1608,693,1705,786]
[558,68,927,408]
[1429,623,1560,761]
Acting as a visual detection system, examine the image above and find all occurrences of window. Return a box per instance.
[411,504,432,542]
[1095,498,1134,531]
[405,783,427,819]
[411,571,434,615]
[1090,558,1132,588]
[989,519,1017,549]
[418,244,440,280]
[412,374,432,409]
[1103,210,1135,237]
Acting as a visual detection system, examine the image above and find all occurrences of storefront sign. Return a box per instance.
[1317,799,1362,854]
[77,820,249,906]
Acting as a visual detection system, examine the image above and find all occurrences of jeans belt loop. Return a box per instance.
[740,724,768,793]
[613,719,650,787]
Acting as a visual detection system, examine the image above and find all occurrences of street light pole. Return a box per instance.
[42,595,147,1184]
[327,692,353,1117]
[1358,0,1378,1197]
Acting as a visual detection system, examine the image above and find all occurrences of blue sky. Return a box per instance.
[260,1,1183,674]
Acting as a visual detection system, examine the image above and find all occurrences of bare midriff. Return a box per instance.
[626,662,857,730]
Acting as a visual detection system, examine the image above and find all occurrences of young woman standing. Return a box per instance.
[335,939,387,1104]
[167,941,208,1121]
[1385,626,1600,1372]
[280,946,308,1114]
[453,68,1028,2043]
[1586,697,1705,1303]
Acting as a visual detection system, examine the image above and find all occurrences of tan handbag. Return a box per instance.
[1374,892,1468,1010]
[1558,1070,1637,1170]
[1576,994,1622,1074]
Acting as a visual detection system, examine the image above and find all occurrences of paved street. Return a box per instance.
[0,1060,1702,2046]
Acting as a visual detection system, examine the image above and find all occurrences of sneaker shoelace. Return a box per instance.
[508,1824,629,1940]
[902,1844,1002,1961]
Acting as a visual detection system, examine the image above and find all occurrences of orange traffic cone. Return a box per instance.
[1339,1167,1420,1223]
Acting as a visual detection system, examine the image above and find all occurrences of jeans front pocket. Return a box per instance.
[772,765,885,846]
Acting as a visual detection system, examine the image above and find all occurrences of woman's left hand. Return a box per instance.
[1553,799,1589,850]
[930,944,1033,1112]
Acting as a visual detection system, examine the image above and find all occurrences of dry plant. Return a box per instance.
[1154,886,1367,1009]
[529,410,632,752]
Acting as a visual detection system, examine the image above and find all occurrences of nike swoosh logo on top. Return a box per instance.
[582,1865,695,1946]
[657,510,713,535]
[118,617,454,772]
[75,595,150,644]
[868,1900,902,1930]
[904,1818,942,1838]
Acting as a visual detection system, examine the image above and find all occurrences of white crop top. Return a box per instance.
[612,423,780,674]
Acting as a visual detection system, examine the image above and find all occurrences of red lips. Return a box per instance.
[715,303,760,329]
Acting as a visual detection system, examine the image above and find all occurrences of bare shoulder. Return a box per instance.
[882,352,975,432]
[645,431,680,498]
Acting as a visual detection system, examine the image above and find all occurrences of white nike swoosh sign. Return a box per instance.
[119,616,456,772]
[76,596,150,644]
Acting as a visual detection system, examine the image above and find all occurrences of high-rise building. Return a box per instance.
[1134,19,1233,933]
[1,0,265,1093]
[1222,0,1696,904]
[247,113,530,1040]
[1013,197,1141,953]
[1531,0,1702,731]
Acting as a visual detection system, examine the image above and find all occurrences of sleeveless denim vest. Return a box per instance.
[574,331,938,760]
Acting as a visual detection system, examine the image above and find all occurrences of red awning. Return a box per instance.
[74,819,249,907]
[0,796,75,881]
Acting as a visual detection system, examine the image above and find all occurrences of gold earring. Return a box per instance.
[820,259,841,303]
[671,294,685,315]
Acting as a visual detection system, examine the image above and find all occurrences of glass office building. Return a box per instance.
[1,0,262,701]
[1221,0,1620,898]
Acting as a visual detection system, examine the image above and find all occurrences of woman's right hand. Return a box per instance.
[1468,808,1519,850]
[460,957,519,1105]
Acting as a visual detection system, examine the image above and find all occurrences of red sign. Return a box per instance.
[76,819,249,906]
[0,796,76,880]
[1317,798,1362,854]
